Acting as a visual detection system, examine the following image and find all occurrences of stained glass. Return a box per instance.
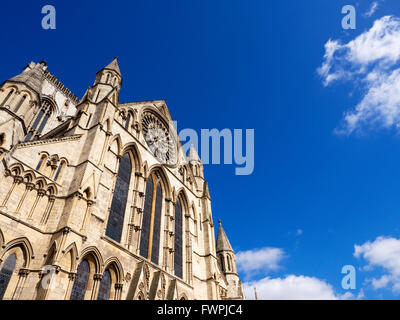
[174,198,183,278]
[70,259,90,300]
[105,153,132,242]
[151,183,162,264]
[97,270,111,300]
[25,100,53,141]
[31,110,44,131]
[0,253,16,300]
[139,176,154,258]
[37,112,50,135]
[25,109,44,142]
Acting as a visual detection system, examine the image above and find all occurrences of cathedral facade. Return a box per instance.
[0,58,244,300]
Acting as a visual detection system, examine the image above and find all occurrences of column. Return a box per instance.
[12,268,30,300]
[91,273,102,300]
[15,182,34,215]
[80,200,94,233]
[1,175,23,209]
[28,188,46,220]
[114,283,123,300]
[40,195,56,224]
[64,273,76,300]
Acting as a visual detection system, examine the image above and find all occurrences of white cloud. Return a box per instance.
[354,236,400,292]
[244,275,349,300]
[364,2,379,18]
[238,246,363,300]
[369,275,391,289]
[318,16,400,134]
[356,288,365,300]
[296,229,303,236]
[236,247,286,277]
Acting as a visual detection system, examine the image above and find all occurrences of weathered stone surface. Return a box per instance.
[0,59,244,300]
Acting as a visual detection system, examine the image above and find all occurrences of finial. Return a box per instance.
[114,56,118,61]
[218,219,222,225]
[254,287,259,300]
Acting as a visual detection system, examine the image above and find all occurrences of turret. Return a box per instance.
[88,57,122,103]
[187,143,204,178]
[187,143,207,194]
[216,220,237,274]
[216,220,244,299]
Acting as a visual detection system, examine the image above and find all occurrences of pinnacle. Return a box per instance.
[216,220,234,253]
[187,143,201,163]
[103,57,121,76]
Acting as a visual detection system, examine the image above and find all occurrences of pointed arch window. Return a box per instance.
[227,255,232,271]
[97,270,111,300]
[36,155,46,171]
[0,253,16,300]
[70,259,90,300]
[54,161,66,181]
[0,89,14,107]
[105,152,132,242]
[174,197,183,278]
[219,255,225,272]
[124,112,131,130]
[14,95,26,112]
[25,99,53,141]
[140,172,163,264]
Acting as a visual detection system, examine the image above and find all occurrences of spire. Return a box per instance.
[188,143,204,179]
[103,57,121,76]
[91,57,122,103]
[216,220,233,253]
[202,181,210,199]
[187,143,201,163]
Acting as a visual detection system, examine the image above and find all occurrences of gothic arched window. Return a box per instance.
[70,259,90,300]
[0,253,16,300]
[97,270,112,300]
[219,255,225,272]
[124,112,131,130]
[227,255,232,271]
[36,155,46,171]
[25,99,53,141]
[14,95,26,113]
[0,89,14,107]
[174,197,183,278]
[140,172,163,264]
[105,153,132,242]
[54,161,66,181]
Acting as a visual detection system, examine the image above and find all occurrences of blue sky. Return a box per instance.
[3,0,400,299]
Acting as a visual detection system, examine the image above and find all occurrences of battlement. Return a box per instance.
[43,69,80,103]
